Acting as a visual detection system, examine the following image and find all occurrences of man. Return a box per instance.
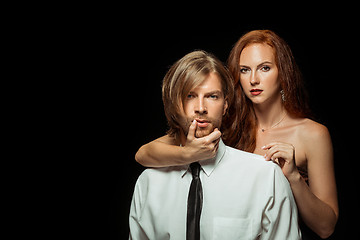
[129,50,301,239]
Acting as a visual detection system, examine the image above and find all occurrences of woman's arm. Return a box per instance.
[135,135,187,167]
[135,120,221,167]
[292,124,338,239]
[263,124,338,239]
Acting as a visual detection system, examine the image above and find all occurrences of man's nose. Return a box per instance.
[195,98,207,114]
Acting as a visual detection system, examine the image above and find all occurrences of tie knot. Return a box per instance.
[190,162,201,179]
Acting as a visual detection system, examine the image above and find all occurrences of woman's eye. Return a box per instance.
[240,68,249,73]
[187,94,194,99]
[209,95,218,99]
[261,66,270,72]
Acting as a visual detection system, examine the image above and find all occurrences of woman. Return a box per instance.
[135,30,338,239]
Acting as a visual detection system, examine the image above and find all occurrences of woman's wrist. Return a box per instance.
[287,170,303,186]
[180,145,195,165]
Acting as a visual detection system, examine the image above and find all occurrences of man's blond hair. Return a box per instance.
[162,50,234,138]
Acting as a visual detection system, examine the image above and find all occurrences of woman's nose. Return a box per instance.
[250,72,259,86]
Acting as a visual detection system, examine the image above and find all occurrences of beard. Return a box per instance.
[180,115,222,138]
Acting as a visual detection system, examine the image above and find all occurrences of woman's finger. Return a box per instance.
[202,128,221,144]
[264,145,280,161]
[187,120,197,141]
[262,142,278,150]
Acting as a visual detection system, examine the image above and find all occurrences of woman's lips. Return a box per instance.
[250,89,263,96]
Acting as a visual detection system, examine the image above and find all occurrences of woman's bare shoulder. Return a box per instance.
[295,118,332,153]
[298,118,330,137]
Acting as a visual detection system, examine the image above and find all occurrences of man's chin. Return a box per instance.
[195,127,213,138]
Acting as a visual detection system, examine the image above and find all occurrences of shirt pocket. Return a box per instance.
[213,217,253,240]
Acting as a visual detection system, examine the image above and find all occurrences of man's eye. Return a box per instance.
[209,95,218,99]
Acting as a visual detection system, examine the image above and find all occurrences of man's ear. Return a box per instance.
[223,99,228,116]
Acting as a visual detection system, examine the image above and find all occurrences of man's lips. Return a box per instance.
[250,89,263,96]
[195,118,210,128]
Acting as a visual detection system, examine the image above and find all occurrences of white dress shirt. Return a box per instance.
[129,139,301,240]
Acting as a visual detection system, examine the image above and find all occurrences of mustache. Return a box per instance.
[190,115,214,123]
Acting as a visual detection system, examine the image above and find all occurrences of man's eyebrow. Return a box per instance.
[205,90,223,96]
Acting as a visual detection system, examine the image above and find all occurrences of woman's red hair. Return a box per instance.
[223,30,311,152]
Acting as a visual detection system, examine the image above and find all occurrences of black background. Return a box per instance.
[72,9,358,240]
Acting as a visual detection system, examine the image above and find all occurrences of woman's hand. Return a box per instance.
[183,120,221,162]
[262,142,300,181]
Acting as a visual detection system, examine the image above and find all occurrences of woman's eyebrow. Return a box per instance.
[239,61,274,68]
[257,61,273,66]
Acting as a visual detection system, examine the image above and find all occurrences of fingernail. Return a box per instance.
[261,146,266,149]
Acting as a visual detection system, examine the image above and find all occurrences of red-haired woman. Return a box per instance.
[223,30,338,239]
[135,30,338,239]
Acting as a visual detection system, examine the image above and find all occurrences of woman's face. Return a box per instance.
[239,43,281,106]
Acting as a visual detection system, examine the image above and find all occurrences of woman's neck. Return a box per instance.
[253,97,286,131]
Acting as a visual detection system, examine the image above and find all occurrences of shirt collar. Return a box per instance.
[181,138,226,178]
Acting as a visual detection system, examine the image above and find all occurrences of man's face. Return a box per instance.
[181,72,228,138]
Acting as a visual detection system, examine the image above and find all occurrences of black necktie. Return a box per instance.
[187,162,203,240]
